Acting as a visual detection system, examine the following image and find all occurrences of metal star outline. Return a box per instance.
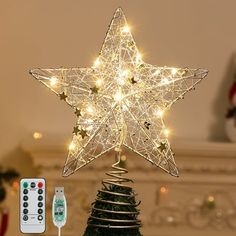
[30,8,208,177]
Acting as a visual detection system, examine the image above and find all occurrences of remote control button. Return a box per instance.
[23,189,28,194]
[38,202,43,207]
[23,215,28,221]
[30,182,36,188]
[38,215,43,221]
[23,196,28,201]
[38,189,43,194]
[23,209,28,214]
[23,182,28,188]
[23,202,28,207]
[38,182,43,188]
[38,209,43,214]
[38,196,43,201]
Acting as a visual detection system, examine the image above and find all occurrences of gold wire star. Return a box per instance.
[30,8,208,177]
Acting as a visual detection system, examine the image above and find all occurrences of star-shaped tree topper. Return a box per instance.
[30,8,208,177]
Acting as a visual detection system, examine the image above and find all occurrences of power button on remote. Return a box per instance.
[23,182,28,188]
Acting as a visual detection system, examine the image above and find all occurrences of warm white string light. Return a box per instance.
[121,25,130,33]
[50,76,57,86]
[96,79,103,87]
[94,58,101,67]
[69,141,75,151]
[30,7,208,177]
[163,128,170,137]
[114,91,124,102]
[154,109,164,118]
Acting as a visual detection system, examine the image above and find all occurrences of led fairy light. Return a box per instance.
[95,78,103,87]
[154,109,165,118]
[114,90,123,102]
[164,128,170,137]
[30,7,208,177]
[86,105,95,114]
[68,142,75,151]
[121,24,130,33]
[161,77,171,85]
[117,69,130,85]
[50,76,58,86]
[171,68,178,76]
[154,69,161,76]
[93,57,101,67]
[136,52,143,64]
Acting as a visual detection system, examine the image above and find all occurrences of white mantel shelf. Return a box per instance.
[22,138,236,179]
[21,138,236,236]
[22,137,236,157]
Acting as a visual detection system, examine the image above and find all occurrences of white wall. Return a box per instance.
[1,0,236,159]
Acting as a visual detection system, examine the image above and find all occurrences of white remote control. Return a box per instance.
[20,178,46,234]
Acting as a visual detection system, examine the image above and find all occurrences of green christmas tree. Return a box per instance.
[83,160,142,236]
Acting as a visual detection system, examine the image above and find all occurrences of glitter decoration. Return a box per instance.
[30,8,208,177]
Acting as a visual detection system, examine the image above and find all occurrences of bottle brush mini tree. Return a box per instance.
[83,156,142,236]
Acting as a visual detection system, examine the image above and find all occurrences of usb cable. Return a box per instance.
[52,187,67,236]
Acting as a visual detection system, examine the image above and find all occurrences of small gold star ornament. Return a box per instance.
[90,86,99,94]
[73,126,80,135]
[158,142,167,152]
[79,129,88,139]
[59,92,67,101]
[30,8,208,177]
[74,108,82,117]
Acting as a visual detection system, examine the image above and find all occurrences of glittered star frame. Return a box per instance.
[30,8,208,177]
